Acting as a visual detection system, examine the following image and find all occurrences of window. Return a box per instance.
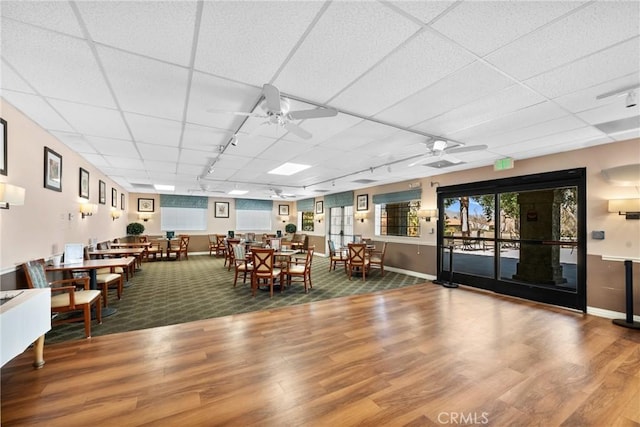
[375,201,420,237]
[161,207,207,231]
[236,210,272,231]
[300,211,314,232]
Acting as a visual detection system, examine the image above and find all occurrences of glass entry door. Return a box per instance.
[437,169,586,311]
[328,206,354,249]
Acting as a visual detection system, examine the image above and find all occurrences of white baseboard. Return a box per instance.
[587,306,640,322]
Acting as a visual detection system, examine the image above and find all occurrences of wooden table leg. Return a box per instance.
[32,335,45,369]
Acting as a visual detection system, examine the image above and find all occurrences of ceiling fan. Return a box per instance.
[407,139,488,167]
[218,84,338,140]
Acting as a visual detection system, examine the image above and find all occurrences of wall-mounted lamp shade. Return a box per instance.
[112,210,122,221]
[0,183,26,208]
[601,164,640,186]
[138,212,152,222]
[80,203,98,219]
[418,208,438,221]
[608,198,640,219]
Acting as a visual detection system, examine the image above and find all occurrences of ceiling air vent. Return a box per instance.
[352,179,377,184]
[424,159,464,169]
[131,183,156,190]
[594,116,640,135]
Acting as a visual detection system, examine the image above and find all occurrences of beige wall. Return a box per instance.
[2,97,639,315]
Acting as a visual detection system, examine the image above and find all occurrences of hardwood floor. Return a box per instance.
[2,283,639,426]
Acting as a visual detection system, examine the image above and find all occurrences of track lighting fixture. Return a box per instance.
[626,91,637,108]
[230,135,238,146]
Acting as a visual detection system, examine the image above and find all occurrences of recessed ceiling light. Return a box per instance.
[154,184,174,191]
[268,162,311,176]
[228,190,248,195]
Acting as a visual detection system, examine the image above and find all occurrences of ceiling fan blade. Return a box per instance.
[288,107,338,120]
[283,122,312,139]
[205,108,265,118]
[446,144,488,154]
[262,84,282,113]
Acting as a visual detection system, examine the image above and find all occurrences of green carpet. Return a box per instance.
[45,254,426,343]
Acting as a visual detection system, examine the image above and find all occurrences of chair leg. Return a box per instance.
[84,305,92,338]
[95,299,102,325]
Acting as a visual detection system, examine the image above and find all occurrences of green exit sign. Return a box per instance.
[494,157,514,171]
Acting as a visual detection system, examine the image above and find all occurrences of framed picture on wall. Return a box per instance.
[44,146,62,192]
[357,194,368,211]
[215,201,229,218]
[99,180,106,204]
[111,188,117,207]
[138,198,154,212]
[79,167,90,199]
[279,204,289,216]
[1,118,7,176]
[121,193,125,210]
[315,200,323,214]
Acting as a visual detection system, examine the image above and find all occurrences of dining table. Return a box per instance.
[46,257,136,317]
[88,247,145,272]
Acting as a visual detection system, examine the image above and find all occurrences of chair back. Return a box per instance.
[252,248,275,277]
[348,243,367,267]
[246,232,256,242]
[327,240,337,256]
[216,234,225,246]
[139,235,148,243]
[23,259,48,289]
[353,234,363,243]
[208,234,216,244]
[179,235,190,249]
[379,242,388,259]
[269,238,282,251]
[232,243,246,263]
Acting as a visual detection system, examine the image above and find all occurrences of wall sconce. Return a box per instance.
[418,208,438,221]
[138,212,152,222]
[280,215,289,223]
[355,212,368,223]
[80,202,98,219]
[316,214,324,223]
[111,210,122,221]
[608,198,640,219]
[0,182,26,209]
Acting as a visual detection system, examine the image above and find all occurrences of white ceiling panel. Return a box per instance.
[85,136,139,158]
[98,47,190,121]
[195,1,323,85]
[276,1,420,102]
[486,1,640,80]
[124,113,183,147]
[433,1,586,57]
[524,38,640,99]
[375,60,513,128]
[48,99,130,139]
[1,1,637,199]
[414,84,547,136]
[2,91,73,132]
[1,1,84,38]
[77,1,198,66]
[1,20,115,108]
[185,71,259,128]
[331,30,474,116]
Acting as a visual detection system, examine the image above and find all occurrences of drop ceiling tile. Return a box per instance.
[486,115,588,148]
[104,156,145,170]
[390,1,456,24]
[50,131,95,153]
[276,1,420,102]
[143,159,177,173]
[124,113,183,147]
[77,1,197,66]
[179,148,224,166]
[432,1,586,57]
[331,30,474,116]
[195,1,323,85]
[186,71,260,128]
[137,143,180,162]
[449,101,569,143]
[2,91,73,132]
[611,129,640,141]
[375,60,513,128]
[553,73,640,113]
[85,136,139,158]
[48,99,130,139]
[79,153,110,168]
[1,20,116,107]
[1,1,84,37]
[0,63,36,94]
[486,2,640,80]
[182,123,231,151]
[577,102,640,126]
[497,126,606,156]
[414,84,546,135]
[525,38,640,99]
[98,46,190,121]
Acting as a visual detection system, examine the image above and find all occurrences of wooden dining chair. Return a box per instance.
[328,240,347,272]
[167,235,190,261]
[231,242,253,287]
[368,242,387,277]
[88,245,125,305]
[214,234,226,257]
[22,259,102,338]
[284,246,315,293]
[224,238,240,268]
[251,248,283,298]
[347,243,370,281]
